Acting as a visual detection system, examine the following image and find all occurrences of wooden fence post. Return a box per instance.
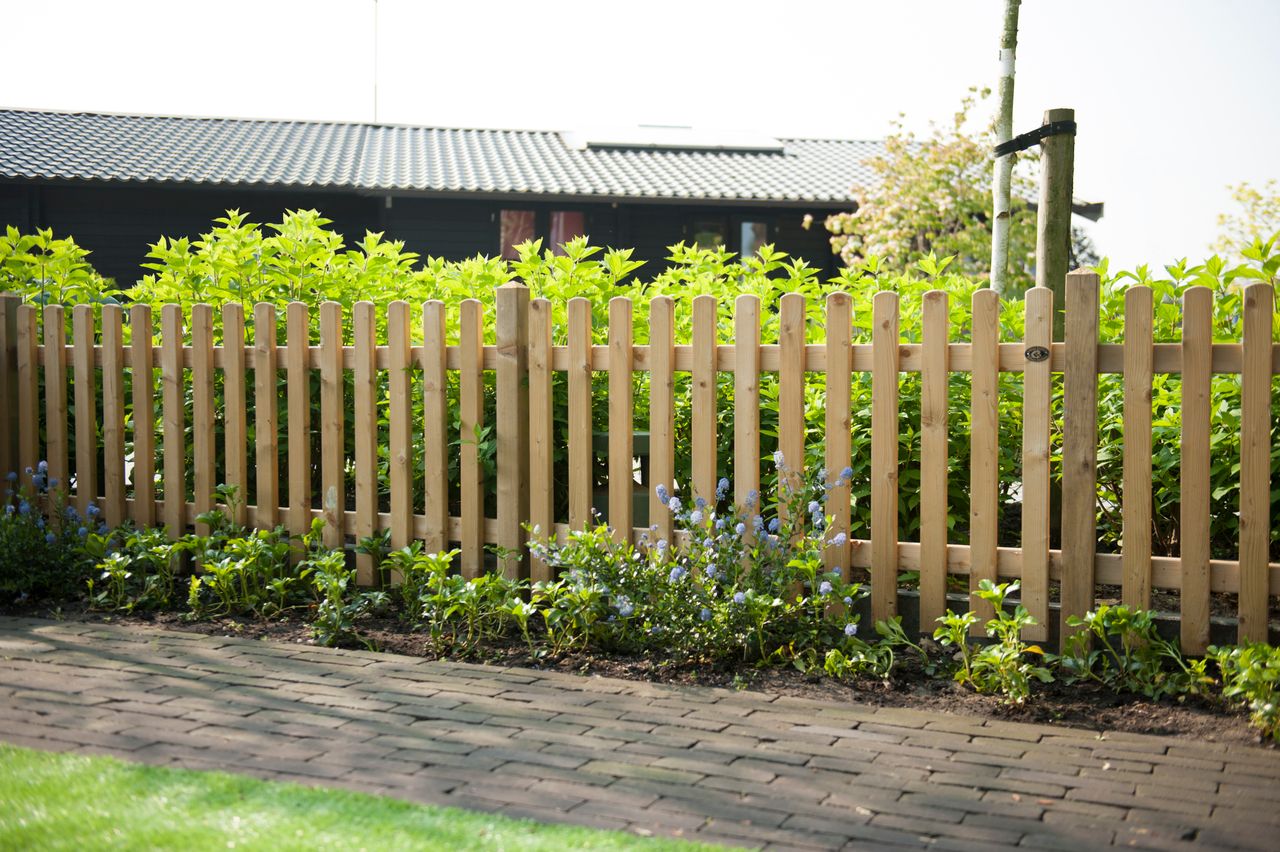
[529,297,554,580]
[496,283,530,578]
[1238,282,1274,643]
[871,290,900,622]
[1180,287,1212,654]
[0,293,18,477]
[1059,270,1099,646]
[1037,107,1075,341]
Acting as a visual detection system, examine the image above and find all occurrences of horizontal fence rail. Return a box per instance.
[0,275,1276,652]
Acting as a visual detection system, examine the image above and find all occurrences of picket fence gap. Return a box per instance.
[0,277,1277,652]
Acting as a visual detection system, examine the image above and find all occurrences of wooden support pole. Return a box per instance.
[496,283,530,578]
[1037,107,1076,340]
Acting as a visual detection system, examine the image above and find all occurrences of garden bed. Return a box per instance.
[5,600,1263,748]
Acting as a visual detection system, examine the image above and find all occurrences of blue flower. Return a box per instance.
[86,503,101,518]
[716,477,730,499]
[37,461,48,474]
[732,591,746,605]
[655,539,669,552]
[819,580,833,596]
[699,608,712,622]
[843,596,853,606]
[77,526,88,537]
[4,505,13,516]
[752,515,765,533]
[47,477,58,488]
[98,522,109,535]
[808,501,820,515]
[829,532,848,548]
[746,490,758,509]
[44,532,56,544]
[17,501,30,516]
[715,518,726,531]
[694,496,707,510]
[668,496,682,513]
[768,517,780,533]
[773,450,785,469]
[840,466,854,482]
[817,467,828,482]
[24,467,33,476]
[668,565,687,583]
[844,623,858,637]
[704,565,718,581]
[4,471,15,482]
[615,595,634,618]
[655,484,670,506]
[734,522,746,536]
[690,510,703,525]
[64,506,79,521]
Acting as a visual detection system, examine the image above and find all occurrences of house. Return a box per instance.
[0,109,891,285]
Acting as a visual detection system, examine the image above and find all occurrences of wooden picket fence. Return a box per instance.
[0,273,1276,652]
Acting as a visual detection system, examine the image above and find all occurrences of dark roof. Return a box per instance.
[0,109,881,205]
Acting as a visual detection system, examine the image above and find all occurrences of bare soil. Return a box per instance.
[7,599,1268,750]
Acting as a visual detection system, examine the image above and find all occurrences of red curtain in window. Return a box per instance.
[550,211,586,254]
[501,210,536,259]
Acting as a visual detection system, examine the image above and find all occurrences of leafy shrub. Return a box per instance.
[1055,605,1212,700]
[309,550,387,648]
[933,580,1052,704]
[1210,642,1280,742]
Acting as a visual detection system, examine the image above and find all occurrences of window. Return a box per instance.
[692,218,727,250]
[549,210,586,254]
[500,209,535,259]
[740,221,768,260]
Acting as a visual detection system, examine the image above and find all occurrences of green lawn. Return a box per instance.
[0,744,713,851]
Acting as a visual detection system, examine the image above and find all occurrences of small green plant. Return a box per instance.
[933,580,1052,704]
[1,464,97,599]
[1056,605,1213,700]
[1210,642,1280,742]
[308,550,387,648]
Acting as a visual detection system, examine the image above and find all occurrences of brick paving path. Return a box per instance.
[1,617,1277,850]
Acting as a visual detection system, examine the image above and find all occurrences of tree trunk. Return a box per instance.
[990,0,1021,296]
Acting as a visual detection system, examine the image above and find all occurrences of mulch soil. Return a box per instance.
[5,598,1269,750]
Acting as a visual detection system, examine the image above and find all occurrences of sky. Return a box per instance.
[2,0,1277,271]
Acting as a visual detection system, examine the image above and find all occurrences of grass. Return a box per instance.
[0,744,712,851]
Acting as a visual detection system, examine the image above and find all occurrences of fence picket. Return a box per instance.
[969,289,1000,634]
[567,297,593,532]
[459,299,484,577]
[160,304,185,538]
[353,302,377,585]
[422,300,449,554]
[1179,286,1212,654]
[388,301,412,558]
[320,301,345,549]
[871,291,900,622]
[286,303,311,538]
[191,304,215,535]
[0,295,15,476]
[72,305,97,515]
[16,305,37,477]
[649,296,675,544]
[734,295,761,519]
[222,304,248,526]
[608,297,634,545]
[529,297,553,580]
[101,304,126,527]
[1021,288,1052,640]
[919,290,950,632]
[253,303,279,529]
[778,293,806,504]
[130,305,155,527]
[496,285,530,579]
[1238,283,1273,643]
[691,295,718,512]
[825,292,852,578]
[1060,272,1101,645]
[1121,286,1154,611]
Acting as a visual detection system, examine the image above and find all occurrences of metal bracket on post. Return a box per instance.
[993,120,1077,157]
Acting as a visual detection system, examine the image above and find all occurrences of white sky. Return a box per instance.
[3,0,1277,271]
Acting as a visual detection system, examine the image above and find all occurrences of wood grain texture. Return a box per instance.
[160,305,184,538]
[1020,288,1053,641]
[825,292,852,579]
[459,299,484,577]
[422,300,449,554]
[387,301,412,560]
[72,305,97,515]
[918,290,950,633]
[222,304,248,526]
[1179,286,1212,654]
[734,295,761,517]
[320,301,345,548]
[0,295,15,477]
[1060,272,1101,647]
[101,304,126,527]
[129,305,155,527]
[285,302,311,538]
[16,306,38,485]
[253,303,279,529]
[1121,286,1153,611]
[1237,283,1273,643]
[691,295,718,511]
[608,297,634,545]
[352,302,377,585]
[968,289,1000,634]
[871,291,900,622]
[566,297,593,532]
[649,296,675,544]
[529,297,554,581]
[778,293,807,506]
[495,284,530,579]
[190,304,214,535]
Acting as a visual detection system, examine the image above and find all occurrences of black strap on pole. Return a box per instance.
[993,120,1077,158]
